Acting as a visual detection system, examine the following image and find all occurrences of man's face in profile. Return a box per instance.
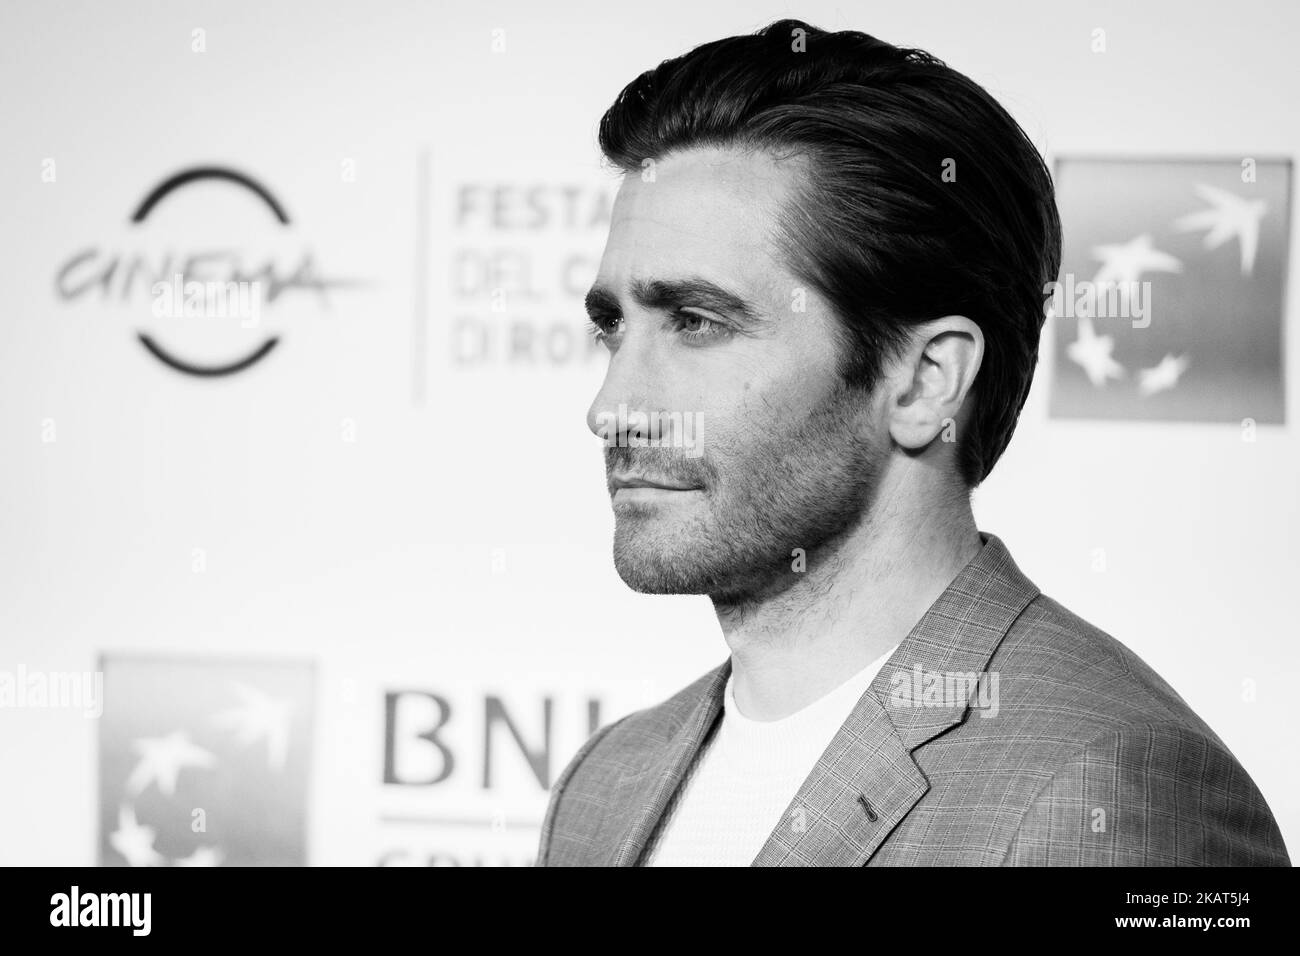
[585,147,889,603]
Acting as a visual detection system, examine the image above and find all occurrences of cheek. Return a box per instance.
[701,377,825,477]
[690,322,844,469]
[747,356,835,427]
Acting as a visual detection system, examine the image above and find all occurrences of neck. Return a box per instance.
[715,468,982,721]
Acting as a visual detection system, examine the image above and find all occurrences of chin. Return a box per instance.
[612,547,708,594]
[611,524,715,595]
[610,523,762,597]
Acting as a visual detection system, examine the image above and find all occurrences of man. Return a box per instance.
[537,19,1289,866]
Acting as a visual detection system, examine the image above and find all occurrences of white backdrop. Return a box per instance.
[0,0,1295,865]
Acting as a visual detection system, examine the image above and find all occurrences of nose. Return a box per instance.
[586,329,659,442]
[587,354,632,442]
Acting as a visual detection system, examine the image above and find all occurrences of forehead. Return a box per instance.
[597,147,803,296]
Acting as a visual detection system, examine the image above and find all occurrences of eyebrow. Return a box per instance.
[584,276,765,327]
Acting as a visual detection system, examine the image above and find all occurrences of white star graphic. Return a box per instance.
[174,845,224,867]
[125,731,216,797]
[1138,354,1190,396]
[212,682,293,771]
[109,804,164,867]
[1175,183,1268,275]
[1091,233,1183,288]
[1067,315,1126,388]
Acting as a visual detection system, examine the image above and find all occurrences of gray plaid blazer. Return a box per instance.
[536,532,1290,866]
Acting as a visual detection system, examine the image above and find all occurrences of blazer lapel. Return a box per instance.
[600,660,730,866]
[748,687,928,866]
[751,531,1040,866]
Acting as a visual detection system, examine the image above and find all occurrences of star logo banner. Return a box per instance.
[1049,157,1290,423]
[97,655,315,866]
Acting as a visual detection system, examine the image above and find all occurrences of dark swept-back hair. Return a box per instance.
[597,18,1062,487]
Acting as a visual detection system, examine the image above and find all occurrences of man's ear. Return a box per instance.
[885,316,984,451]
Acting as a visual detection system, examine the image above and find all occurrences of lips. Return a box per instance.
[610,473,703,492]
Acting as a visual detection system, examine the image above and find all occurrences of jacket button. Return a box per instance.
[857,794,879,822]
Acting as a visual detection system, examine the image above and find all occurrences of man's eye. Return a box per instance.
[674,310,728,342]
[588,314,623,341]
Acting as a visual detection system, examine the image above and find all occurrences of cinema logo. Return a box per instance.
[888,665,1000,718]
[55,166,361,377]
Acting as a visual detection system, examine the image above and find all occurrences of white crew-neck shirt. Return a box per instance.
[645,645,898,867]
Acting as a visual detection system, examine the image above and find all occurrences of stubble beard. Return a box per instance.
[608,379,882,603]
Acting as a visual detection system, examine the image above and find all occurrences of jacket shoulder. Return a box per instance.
[971,594,1288,864]
[1001,719,1291,865]
[988,592,1225,744]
